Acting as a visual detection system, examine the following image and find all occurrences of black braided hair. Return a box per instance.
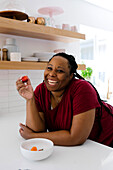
[49,52,112,116]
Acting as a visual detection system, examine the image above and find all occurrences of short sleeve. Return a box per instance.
[72,81,100,115]
[34,84,43,112]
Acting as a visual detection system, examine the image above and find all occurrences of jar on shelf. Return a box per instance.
[3,38,19,61]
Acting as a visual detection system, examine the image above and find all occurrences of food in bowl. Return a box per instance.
[20,138,54,161]
[30,146,43,151]
[31,146,38,151]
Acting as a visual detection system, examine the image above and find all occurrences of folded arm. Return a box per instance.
[19,108,95,146]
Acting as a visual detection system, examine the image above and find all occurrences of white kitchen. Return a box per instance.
[0,0,113,169]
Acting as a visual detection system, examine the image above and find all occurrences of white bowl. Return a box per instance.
[33,52,55,61]
[20,138,54,161]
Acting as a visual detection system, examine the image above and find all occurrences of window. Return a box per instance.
[80,40,94,60]
[80,25,113,99]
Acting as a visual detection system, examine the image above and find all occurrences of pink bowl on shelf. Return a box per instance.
[54,49,65,53]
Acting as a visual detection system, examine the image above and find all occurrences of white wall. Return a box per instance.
[0,69,44,116]
[0,0,113,116]
[21,0,113,32]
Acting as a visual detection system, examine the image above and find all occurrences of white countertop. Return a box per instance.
[1,113,113,170]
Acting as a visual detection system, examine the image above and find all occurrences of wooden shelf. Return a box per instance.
[0,17,85,43]
[0,17,86,71]
[0,61,86,70]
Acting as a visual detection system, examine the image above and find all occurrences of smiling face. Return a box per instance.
[44,56,73,92]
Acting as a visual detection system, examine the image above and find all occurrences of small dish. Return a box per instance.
[20,138,54,161]
[53,49,65,53]
[33,52,55,61]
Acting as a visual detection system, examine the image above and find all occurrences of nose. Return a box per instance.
[49,70,56,77]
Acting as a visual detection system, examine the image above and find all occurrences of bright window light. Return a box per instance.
[85,0,113,12]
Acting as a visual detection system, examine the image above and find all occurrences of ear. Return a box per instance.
[70,73,74,80]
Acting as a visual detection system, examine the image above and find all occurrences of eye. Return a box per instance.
[47,66,52,71]
[57,69,64,73]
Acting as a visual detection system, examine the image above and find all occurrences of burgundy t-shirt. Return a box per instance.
[34,79,113,146]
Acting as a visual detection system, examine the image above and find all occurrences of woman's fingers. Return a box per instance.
[19,123,25,129]
[17,84,25,92]
[16,76,34,100]
[19,123,34,139]
[16,76,31,92]
[16,78,24,91]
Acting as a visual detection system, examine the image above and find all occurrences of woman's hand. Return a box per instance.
[19,123,35,139]
[16,77,34,100]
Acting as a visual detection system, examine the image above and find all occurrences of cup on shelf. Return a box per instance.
[45,17,55,27]
[55,25,61,29]
[71,26,77,32]
[54,49,65,53]
[45,17,51,26]
[62,24,71,31]
[10,52,21,62]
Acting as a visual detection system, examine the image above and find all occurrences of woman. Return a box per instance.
[16,53,113,147]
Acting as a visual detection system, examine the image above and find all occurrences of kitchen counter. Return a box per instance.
[0,113,113,170]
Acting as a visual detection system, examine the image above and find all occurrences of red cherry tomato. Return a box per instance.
[21,76,28,83]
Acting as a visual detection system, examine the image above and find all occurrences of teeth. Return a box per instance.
[48,80,57,83]
[48,80,58,85]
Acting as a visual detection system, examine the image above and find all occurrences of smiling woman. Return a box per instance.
[16,52,113,147]
[44,55,73,109]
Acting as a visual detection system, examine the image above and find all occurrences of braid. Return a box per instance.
[75,72,84,80]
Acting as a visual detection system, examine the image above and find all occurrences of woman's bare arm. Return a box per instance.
[16,77,46,132]
[19,108,95,146]
[26,96,46,132]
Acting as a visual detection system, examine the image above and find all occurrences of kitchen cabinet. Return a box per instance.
[0,17,86,70]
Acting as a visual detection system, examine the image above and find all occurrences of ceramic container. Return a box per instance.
[3,38,19,60]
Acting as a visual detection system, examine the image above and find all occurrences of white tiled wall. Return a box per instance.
[0,70,44,116]
[0,31,80,117]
